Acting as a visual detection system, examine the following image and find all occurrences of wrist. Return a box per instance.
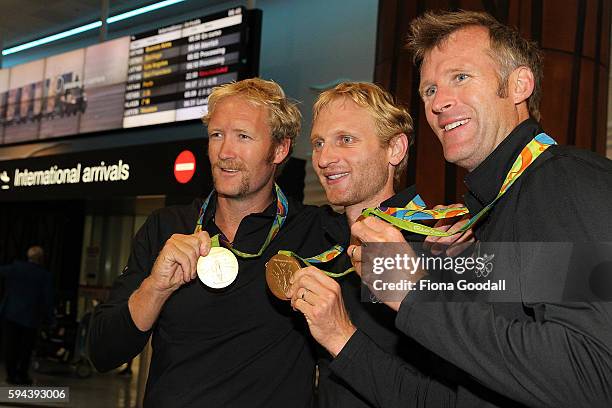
[327,324,357,358]
[128,277,172,332]
[142,276,174,303]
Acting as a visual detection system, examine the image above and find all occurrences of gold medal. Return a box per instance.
[265,254,301,300]
[197,247,239,289]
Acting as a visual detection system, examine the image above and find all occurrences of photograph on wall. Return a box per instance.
[79,36,130,134]
[3,59,45,144]
[0,68,10,143]
[39,48,85,139]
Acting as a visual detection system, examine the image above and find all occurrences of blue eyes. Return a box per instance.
[311,135,354,151]
[208,133,252,140]
[422,73,469,98]
[424,86,437,97]
[312,140,324,150]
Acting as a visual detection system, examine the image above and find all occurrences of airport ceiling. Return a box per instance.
[0,0,230,49]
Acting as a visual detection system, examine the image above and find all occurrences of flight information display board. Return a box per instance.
[123,7,248,128]
[0,6,261,145]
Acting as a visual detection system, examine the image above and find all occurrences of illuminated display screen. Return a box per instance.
[123,7,246,127]
[0,6,260,145]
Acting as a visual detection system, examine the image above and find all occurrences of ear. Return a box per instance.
[509,66,535,106]
[388,133,409,166]
[272,137,291,165]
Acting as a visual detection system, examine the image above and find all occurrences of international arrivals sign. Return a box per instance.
[0,140,212,201]
[12,160,130,187]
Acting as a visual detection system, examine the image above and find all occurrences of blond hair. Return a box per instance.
[203,78,302,162]
[406,10,543,121]
[313,82,414,186]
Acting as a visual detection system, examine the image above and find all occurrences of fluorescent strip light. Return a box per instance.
[107,0,186,23]
[2,21,102,55]
[2,0,188,56]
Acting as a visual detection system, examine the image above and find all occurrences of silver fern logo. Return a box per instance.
[475,253,495,278]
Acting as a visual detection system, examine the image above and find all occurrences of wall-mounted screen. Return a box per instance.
[123,7,246,127]
[0,6,261,146]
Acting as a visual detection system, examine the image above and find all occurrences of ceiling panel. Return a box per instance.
[0,0,178,48]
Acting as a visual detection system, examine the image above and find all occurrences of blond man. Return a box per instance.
[89,78,348,408]
[286,82,471,407]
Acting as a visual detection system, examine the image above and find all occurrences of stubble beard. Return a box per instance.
[213,159,250,199]
[214,144,276,199]
[326,155,390,207]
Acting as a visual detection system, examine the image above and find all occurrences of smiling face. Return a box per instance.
[311,97,394,208]
[420,26,525,171]
[207,95,287,200]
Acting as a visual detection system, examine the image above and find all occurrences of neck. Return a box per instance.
[345,185,395,226]
[214,187,275,242]
[467,115,532,172]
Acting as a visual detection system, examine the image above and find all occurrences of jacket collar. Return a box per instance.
[463,118,543,214]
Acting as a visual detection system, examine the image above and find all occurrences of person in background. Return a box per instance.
[0,245,54,385]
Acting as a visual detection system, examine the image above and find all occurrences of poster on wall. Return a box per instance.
[0,69,10,143]
[3,59,45,144]
[39,48,85,139]
[79,36,131,133]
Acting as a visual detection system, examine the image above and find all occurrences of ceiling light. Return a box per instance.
[2,0,187,56]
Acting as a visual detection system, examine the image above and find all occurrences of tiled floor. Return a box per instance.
[0,360,140,408]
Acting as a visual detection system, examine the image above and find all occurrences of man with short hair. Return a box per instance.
[343,10,612,408]
[88,78,347,407]
[287,82,471,407]
[310,81,413,210]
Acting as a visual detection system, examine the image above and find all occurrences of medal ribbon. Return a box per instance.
[361,133,557,236]
[194,183,289,258]
[278,194,428,278]
[277,248,354,278]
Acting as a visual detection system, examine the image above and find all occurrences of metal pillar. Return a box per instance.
[100,0,109,42]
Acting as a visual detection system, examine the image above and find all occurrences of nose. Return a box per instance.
[217,137,236,160]
[431,86,454,114]
[314,142,341,169]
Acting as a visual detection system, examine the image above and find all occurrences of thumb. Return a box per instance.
[196,231,212,256]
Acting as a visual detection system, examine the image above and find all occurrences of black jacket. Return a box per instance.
[318,186,437,408]
[88,193,347,408]
[329,119,612,408]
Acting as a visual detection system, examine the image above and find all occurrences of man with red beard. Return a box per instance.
[88,78,348,407]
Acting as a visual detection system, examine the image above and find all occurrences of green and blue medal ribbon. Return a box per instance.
[361,133,557,236]
[278,194,428,278]
[194,183,289,258]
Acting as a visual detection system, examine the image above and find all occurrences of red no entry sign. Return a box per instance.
[174,150,196,184]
